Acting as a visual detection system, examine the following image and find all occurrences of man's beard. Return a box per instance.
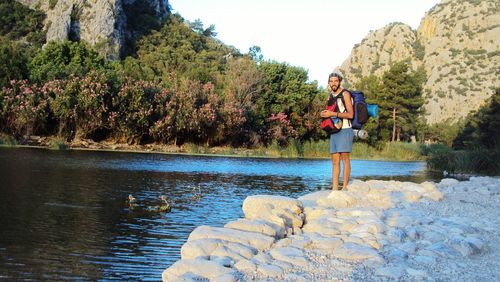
[331,85,339,92]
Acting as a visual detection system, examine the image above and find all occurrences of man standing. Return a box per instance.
[320,72,354,190]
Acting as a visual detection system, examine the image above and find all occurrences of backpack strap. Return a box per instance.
[337,89,352,126]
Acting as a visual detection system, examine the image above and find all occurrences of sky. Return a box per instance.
[168,0,441,87]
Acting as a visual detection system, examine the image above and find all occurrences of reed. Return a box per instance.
[0,134,17,147]
[49,137,67,150]
[427,149,500,175]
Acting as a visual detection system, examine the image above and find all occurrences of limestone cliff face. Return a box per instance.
[340,23,418,84]
[339,0,499,124]
[16,0,170,60]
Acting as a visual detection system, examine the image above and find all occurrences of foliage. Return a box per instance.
[427,149,499,175]
[0,40,29,88]
[412,39,425,61]
[122,0,164,55]
[355,61,425,143]
[0,0,46,46]
[45,73,112,139]
[134,14,232,84]
[0,80,50,136]
[28,40,110,83]
[453,88,500,150]
[257,60,320,144]
[424,119,464,146]
[111,79,162,144]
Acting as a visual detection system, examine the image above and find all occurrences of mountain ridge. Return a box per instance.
[338,0,499,124]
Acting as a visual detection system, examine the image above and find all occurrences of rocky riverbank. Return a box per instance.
[162,176,500,281]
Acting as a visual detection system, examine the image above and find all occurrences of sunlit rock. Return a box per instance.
[187,226,274,251]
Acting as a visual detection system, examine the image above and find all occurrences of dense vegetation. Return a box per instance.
[0,1,498,174]
[426,89,500,175]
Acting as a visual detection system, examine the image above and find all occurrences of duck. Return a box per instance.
[127,194,138,210]
[190,185,202,201]
[159,195,172,212]
[128,194,137,203]
[146,195,172,213]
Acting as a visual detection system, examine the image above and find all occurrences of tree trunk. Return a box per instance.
[396,127,401,142]
[391,108,396,142]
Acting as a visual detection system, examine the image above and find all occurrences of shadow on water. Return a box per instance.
[0,147,442,280]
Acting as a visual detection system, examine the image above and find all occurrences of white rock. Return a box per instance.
[413,255,437,265]
[320,191,360,208]
[438,178,460,188]
[406,268,429,279]
[233,259,257,272]
[283,273,307,282]
[398,242,418,254]
[225,218,283,238]
[251,253,273,264]
[271,260,294,271]
[211,256,234,267]
[243,195,303,218]
[332,242,383,262]
[449,236,486,256]
[404,190,423,202]
[349,180,371,193]
[162,258,236,282]
[298,190,330,208]
[387,228,408,243]
[307,233,344,250]
[375,266,405,279]
[187,225,274,251]
[426,242,460,257]
[257,264,284,277]
[336,208,382,218]
[302,217,342,236]
[212,273,238,282]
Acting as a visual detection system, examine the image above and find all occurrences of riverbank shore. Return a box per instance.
[0,135,429,161]
[162,176,500,281]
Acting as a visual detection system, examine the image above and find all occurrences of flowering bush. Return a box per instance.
[46,72,112,139]
[0,80,50,136]
[267,112,298,146]
[112,79,161,144]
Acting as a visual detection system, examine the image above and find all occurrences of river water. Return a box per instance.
[0,147,438,280]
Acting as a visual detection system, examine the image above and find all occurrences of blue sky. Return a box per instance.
[168,0,441,87]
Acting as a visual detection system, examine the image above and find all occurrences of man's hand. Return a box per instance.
[320,110,335,118]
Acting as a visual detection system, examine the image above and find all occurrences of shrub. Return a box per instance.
[111,79,162,144]
[0,79,50,136]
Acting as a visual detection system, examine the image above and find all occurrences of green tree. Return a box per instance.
[219,57,263,145]
[0,0,46,46]
[453,88,500,150]
[0,40,28,88]
[257,61,319,144]
[135,14,231,84]
[380,61,425,142]
[28,40,109,83]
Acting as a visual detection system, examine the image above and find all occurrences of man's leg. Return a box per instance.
[340,152,351,190]
[331,153,341,190]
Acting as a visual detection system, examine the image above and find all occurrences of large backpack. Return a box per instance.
[320,93,343,134]
[349,91,369,129]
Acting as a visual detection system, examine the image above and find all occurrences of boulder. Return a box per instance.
[187,225,274,251]
[162,258,236,282]
[332,242,383,262]
[225,218,284,238]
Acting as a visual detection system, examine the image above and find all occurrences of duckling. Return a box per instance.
[127,194,138,210]
[146,195,172,213]
[127,194,137,203]
[159,195,172,212]
[190,185,202,201]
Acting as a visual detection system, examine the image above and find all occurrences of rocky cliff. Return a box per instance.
[338,0,499,124]
[16,0,170,60]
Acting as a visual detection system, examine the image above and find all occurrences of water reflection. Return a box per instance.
[0,148,437,280]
